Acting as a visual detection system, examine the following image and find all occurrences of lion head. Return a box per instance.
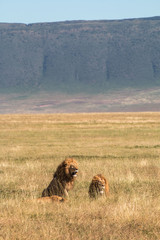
[54,157,78,182]
[88,174,109,198]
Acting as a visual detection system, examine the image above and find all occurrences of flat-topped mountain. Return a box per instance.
[1,17,160,93]
[1,17,160,113]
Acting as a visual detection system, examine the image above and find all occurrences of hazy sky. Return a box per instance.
[1,0,160,24]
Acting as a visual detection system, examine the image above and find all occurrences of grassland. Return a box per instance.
[0,113,160,240]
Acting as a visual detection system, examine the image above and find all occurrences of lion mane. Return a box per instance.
[41,158,78,199]
[88,174,109,198]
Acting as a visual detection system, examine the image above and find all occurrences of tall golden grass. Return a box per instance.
[0,113,160,240]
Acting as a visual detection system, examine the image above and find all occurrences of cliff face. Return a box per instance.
[1,17,160,92]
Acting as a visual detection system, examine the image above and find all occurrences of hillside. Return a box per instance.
[1,17,160,91]
[1,17,160,112]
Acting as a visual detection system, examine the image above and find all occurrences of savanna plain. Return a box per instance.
[0,113,160,240]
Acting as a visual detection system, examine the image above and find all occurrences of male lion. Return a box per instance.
[42,158,78,198]
[88,174,109,198]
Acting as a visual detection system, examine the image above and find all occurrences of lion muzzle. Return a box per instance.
[72,169,78,177]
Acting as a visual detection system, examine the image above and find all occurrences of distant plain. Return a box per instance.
[1,87,160,113]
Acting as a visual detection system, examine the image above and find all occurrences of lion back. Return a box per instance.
[53,158,78,181]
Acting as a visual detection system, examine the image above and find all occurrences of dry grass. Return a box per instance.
[0,113,160,240]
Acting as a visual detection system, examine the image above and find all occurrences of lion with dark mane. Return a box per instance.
[88,174,109,198]
[41,158,78,199]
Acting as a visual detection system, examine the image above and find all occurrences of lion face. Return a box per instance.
[64,158,78,178]
[96,177,106,195]
[69,164,78,177]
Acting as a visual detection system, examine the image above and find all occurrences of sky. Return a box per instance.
[0,0,160,24]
